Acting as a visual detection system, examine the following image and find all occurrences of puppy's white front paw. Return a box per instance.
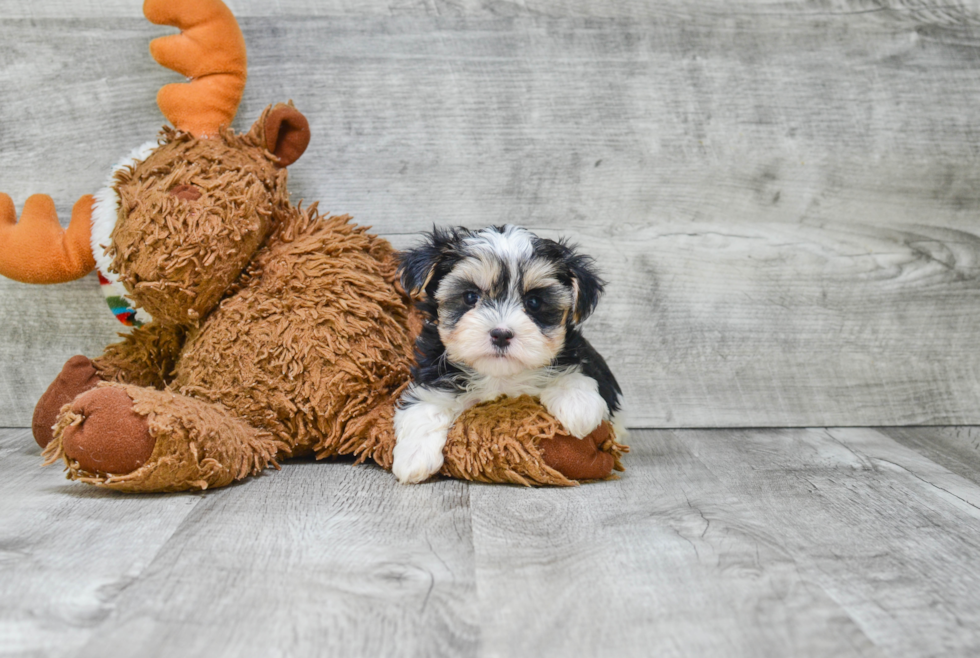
[540,373,607,439]
[392,437,446,484]
[393,394,457,484]
[546,395,605,439]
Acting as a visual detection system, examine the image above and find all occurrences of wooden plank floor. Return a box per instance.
[3,427,980,657]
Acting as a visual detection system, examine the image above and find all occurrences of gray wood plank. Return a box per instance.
[0,429,205,658]
[0,0,868,19]
[878,426,980,487]
[4,0,980,21]
[469,431,881,658]
[678,427,980,657]
[70,458,479,658]
[2,4,980,426]
[5,426,980,656]
[470,427,980,657]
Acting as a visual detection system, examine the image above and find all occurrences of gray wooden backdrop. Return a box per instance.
[1,0,979,428]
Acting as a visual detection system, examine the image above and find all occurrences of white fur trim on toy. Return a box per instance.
[91,140,158,328]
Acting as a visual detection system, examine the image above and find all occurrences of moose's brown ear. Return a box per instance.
[263,104,310,167]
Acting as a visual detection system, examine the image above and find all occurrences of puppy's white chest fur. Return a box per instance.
[458,365,582,410]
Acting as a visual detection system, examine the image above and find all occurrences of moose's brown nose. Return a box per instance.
[170,185,201,201]
[490,328,514,348]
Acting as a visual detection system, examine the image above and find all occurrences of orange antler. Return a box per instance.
[0,194,95,284]
[144,0,247,138]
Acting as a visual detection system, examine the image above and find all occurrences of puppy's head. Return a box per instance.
[400,225,604,377]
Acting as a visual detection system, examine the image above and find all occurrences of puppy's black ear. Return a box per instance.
[399,226,461,301]
[564,245,605,324]
[399,242,441,301]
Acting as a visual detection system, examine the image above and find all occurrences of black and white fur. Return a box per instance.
[392,225,624,484]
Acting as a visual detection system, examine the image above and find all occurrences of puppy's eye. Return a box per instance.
[525,294,542,311]
[463,291,480,306]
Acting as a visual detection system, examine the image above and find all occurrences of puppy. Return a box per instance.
[392,225,624,484]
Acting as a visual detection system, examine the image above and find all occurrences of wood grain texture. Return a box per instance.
[879,426,980,487]
[71,461,479,658]
[0,429,204,657]
[470,436,879,657]
[470,426,980,657]
[0,427,478,658]
[679,427,980,658]
[3,0,980,21]
[2,2,980,425]
[5,426,980,656]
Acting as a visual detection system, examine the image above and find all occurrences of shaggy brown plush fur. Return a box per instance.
[171,205,413,461]
[96,323,186,389]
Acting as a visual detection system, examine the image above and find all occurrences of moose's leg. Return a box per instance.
[32,356,102,448]
[92,321,186,388]
[32,322,185,449]
[538,422,622,482]
[44,383,283,493]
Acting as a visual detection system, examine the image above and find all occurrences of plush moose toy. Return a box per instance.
[0,0,626,492]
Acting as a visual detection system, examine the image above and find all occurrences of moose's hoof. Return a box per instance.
[33,355,103,448]
[61,387,155,475]
[539,421,616,481]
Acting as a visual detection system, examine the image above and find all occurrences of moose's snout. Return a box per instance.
[170,185,201,201]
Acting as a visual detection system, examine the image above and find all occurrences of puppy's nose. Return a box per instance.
[490,328,514,348]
